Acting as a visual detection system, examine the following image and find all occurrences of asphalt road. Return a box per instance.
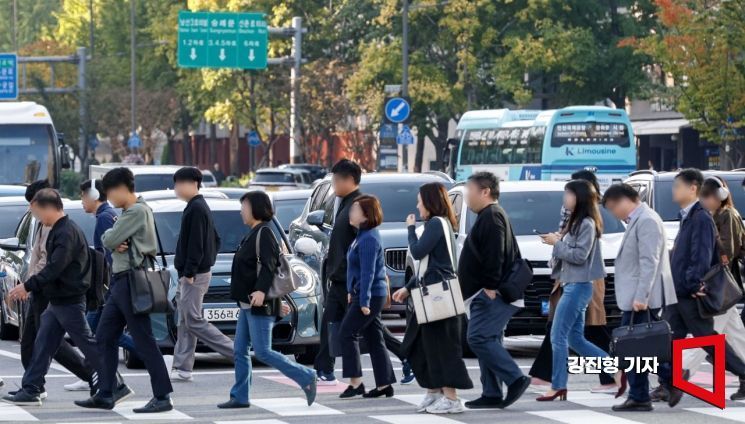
[0,323,740,424]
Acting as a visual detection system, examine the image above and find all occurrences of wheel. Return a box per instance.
[123,349,145,369]
[294,345,320,365]
[0,308,19,341]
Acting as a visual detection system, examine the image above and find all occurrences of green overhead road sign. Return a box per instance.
[177,11,268,70]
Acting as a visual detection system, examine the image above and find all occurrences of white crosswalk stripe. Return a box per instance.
[527,409,646,424]
[112,400,193,420]
[0,403,39,421]
[686,407,745,421]
[559,390,620,408]
[251,397,344,416]
[214,421,288,424]
[371,415,466,424]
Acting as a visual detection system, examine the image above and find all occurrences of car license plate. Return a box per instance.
[203,307,240,322]
[541,298,550,316]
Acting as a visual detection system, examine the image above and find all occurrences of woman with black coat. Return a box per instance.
[392,183,473,414]
[218,191,317,409]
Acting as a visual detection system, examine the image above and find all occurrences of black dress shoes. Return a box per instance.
[503,376,531,408]
[612,398,653,412]
[667,386,684,408]
[464,396,504,409]
[362,385,394,398]
[74,394,115,410]
[339,383,366,399]
[217,398,251,409]
[133,397,174,413]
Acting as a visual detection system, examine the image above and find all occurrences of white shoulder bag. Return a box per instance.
[410,217,466,323]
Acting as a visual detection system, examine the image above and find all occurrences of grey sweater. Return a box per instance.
[552,217,605,284]
[102,197,158,274]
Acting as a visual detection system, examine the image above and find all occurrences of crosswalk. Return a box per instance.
[0,392,742,423]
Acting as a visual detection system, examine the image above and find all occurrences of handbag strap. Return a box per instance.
[435,216,458,270]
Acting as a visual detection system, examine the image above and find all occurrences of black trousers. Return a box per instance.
[22,302,103,395]
[315,280,405,374]
[21,293,93,388]
[96,274,172,397]
[529,322,615,385]
[315,281,348,374]
[340,296,396,387]
[659,297,745,385]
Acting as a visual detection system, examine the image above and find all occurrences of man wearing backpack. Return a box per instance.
[170,167,233,382]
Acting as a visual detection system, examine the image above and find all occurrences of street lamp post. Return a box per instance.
[130,0,136,139]
[401,0,410,172]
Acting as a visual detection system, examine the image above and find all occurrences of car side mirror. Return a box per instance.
[306,210,325,227]
[294,238,320,257]
[0,237,26,252]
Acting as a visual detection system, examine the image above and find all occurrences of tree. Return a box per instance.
[634,0,745,167]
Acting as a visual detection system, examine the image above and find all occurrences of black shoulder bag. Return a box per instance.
[128,219,172,315]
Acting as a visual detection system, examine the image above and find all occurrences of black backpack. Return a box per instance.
[86,247,110,311]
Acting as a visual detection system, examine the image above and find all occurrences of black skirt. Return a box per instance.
[401,310,473,390]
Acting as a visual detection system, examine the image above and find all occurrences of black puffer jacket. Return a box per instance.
[24,216,91,305]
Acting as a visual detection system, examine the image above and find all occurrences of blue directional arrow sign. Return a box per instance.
[247,130,262,147]
[384,97,411,124]
[396,125,415,145]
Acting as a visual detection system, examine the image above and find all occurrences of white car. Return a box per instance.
[405,180,625,335]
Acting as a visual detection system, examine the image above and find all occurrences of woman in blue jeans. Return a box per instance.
[218,191,317,409]
[339,195,396,399]
[538,179,626,401]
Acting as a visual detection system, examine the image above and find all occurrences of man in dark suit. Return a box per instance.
[659,168,745,407]
[314,159,363,384]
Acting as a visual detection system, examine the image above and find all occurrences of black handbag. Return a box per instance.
[697,263,744,318]
[610,310,672,364]
[127,222,172,315]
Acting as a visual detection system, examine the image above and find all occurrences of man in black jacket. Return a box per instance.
[314,159,362,384]
[458,172,530,410]
[171,167,233,382]
[3,190,105,406]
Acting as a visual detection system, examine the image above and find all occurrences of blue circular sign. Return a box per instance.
[385,97,411,123]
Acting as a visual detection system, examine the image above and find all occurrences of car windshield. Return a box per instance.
[653,178,745,221]
[0,205,30,239]
[254,172,295,184]
[135,174,176,192]
[66,208,97,244]
[464,190,625,235]
[274,199,307,232]
[0,124,54,185]
[361,182,428,222]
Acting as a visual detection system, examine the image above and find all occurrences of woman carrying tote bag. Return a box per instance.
[393,183,473,414]
[219,191,317,409]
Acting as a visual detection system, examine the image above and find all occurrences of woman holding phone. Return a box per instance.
[536,179,626,401]
[220,191,317,409]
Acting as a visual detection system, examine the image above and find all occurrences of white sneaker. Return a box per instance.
[426,397,465,414]
[39,392,47,400]
[64,379,90,391]
[416,392,443,413]
[170,369,193,382]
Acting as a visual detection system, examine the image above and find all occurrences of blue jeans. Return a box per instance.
[230,309,316,404]
[551,282,610,390]
[467,291,524,398]
[86,309,137,354]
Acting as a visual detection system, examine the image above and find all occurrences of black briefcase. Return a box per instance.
[697,263,744,318]
[610,310,672,364]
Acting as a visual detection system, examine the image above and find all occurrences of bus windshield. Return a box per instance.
[550,122,630,147]
[460,126,543,165]
[0,124,55,186]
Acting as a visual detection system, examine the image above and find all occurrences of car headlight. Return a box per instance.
[292,264,317,295]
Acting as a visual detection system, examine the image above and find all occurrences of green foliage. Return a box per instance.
[60,169,83,200]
